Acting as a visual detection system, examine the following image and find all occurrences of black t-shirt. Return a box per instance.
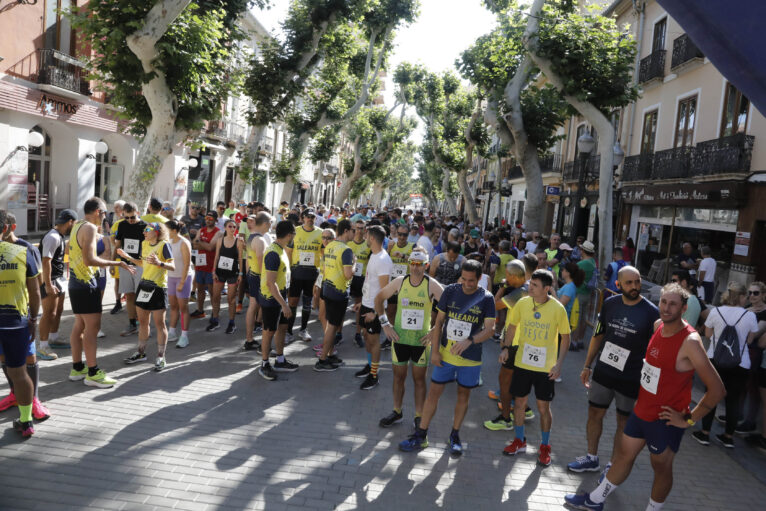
[592,294,660,398]
[181,214,204,236]
[115,220,147,265]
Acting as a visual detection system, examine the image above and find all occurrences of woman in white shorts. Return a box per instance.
[166,220,192,348]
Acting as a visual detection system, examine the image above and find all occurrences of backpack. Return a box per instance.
[711,308,748,369]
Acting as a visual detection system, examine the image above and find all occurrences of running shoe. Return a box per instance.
[355,364,371,378]
[68,367,88,381]
[735,421,757,435]
[538,444,552,466]
[380,339,392,351]
[206,320,220,332]
[379,410,403,428]
[503,437,527,456]
[49,339,71,349]
[32,398,50,421]
[568,455,600,473]
[314,359,339,372]
[563,493,603,511]
[243,340,260,351]
[236,303,243,313]
[715,433,734,448]
[360,374,378,390]
[259,363,277,381]
[13,419,34,438]
[317,347,338,357]
[597,462,612,484]
[488,389,500,401]
[254,325,263,334]
[312,343,324,352]
[483,414,513,431]
[97,330,106,338]
[124,351,147,364]
[327,354,343,366]
[0,392,17,411]
[84,369,117,388]
[36,348,58,361]
[715,414,726,425]
[273,358,299,372]
[168,330,179,342]
[225,322,237,334]
[334,332,344,345]
[354,333,364,347]
[120,325,138,337]
[176,335,189,349]
[190,310,206,319]
[692,431,710,446]
[448,431,463,456]
[525,408,535,420]
[154,357,166,372]
[284,332,295,345]
[297,329,311,342]
[399,432,428,452]
[555,376,562,383]
[110,303,123,315]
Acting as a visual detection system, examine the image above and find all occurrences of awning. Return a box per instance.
[622,180,746,208]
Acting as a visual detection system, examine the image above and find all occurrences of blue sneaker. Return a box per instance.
[597,462,612,484]
[564,493,603,510]
[448,432,463,456]
[567,455,600,473]
[399,433,428,452]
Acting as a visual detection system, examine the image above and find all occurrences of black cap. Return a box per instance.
[205,210,218,220]
[149,197,163,211]
[55,209,77,224]
[302,208,316,217]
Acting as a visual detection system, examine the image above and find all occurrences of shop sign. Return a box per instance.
[622,181,745,207]
[409,193,423,198]
[734,231,751,257]
[38,93,80,115]
[545,186,560,196]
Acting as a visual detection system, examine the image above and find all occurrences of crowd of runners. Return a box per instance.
[1,196,765,510]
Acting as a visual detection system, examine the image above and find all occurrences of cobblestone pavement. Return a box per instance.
[1,286,764,511]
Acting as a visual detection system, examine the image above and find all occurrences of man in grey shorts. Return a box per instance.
[567,266,659,476]
[113,202,147,337]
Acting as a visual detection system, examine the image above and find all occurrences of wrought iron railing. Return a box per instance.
[671,34,704,69]
[652,146,693,180]
[622,154,653,181]
[563,155,600,182]
[37,49,91,95]
[639,49,666,83]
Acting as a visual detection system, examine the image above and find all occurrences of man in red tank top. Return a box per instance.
[565,283,725,511]
[190,211,221,319]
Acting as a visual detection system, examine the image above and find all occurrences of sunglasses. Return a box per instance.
[398,232,408,236]
[144,227,156,233]
[322,236,333,240]
[409,261,425,267]
[671,279,679,283]
[749,290,761,296]
[239,203,246,207]
[125,215,137,220]
[226,224,237,229]
[98,210,107,216]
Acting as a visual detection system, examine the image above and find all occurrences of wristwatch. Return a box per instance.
[683,412,696,427]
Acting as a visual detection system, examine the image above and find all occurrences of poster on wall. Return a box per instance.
[7,174,28,209]
[733,231,751,256]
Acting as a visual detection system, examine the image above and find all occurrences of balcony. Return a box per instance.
[37,49,91,97]
[621,133,754,182]
[639,49,666,84]
[563,155,600,183]
[671,34,704,70]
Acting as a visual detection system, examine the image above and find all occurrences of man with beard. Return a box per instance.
[567,266,659,477]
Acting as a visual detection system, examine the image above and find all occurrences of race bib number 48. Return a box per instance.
[600,341,630,372]
[125,239,139,254]
[640,359,661,395]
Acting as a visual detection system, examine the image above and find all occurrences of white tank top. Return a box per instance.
[168,237,190,278]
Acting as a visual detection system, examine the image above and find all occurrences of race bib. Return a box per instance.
[125,239,139,254]
[353,262,364,277]
[98,267,107,278]
[640,359,661,394]
[401,309,424,330]
[299,251,315,266]
[285,270,291,289]
[196,253,207,267]
[362,278,370,298]
[392,264,407,277]
[137,289,154,303]
[315,273,323,288]
[522,344,547,369]
[192,249,199,259]
[446,318,472,342]
[600,341,630,372]
[218,256,234,270]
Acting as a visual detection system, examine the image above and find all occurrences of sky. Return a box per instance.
[252,0,498,143]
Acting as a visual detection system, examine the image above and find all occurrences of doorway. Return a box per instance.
[27,125,52,232]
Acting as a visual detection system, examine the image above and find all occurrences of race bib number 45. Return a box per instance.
[600,341,630,372]
[640,359,661,394]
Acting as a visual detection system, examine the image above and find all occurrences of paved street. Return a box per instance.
[1,287,764,511]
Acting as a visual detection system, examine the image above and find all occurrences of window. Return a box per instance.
[652,18,667,52]
[44,1,74,53]
[612,109,623,143]
[720,82,750,137]
[674,95,697,148]
[641,110,658,154]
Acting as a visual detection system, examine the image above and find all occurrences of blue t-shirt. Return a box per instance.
[592,294,660,398]
[558,281,577,318]
[605,260,627,293]
[436,283,496,365]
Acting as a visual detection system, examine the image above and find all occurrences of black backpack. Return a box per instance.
[711,308,748,369]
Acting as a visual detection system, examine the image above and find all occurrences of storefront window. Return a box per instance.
[94,149,124,205]
[187,149,214,208]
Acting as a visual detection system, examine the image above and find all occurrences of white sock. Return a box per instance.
[168,327,177,337]
[181,330,188,335]
[49,332,58,341]
[590,477,618,504]
[646,498,664,510]
[587,453,598,461]
[40,339,49,349]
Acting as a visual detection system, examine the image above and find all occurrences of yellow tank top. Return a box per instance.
[69,220,98,288]
[348,239,370,278]
[260,242,290,300]
[0,241,37,327]
[323,240,353,295]
[247,233,262,275]
[291,226,323,269]
[141,240,172,288]
[388,241,414,278]
[494,253,516,284]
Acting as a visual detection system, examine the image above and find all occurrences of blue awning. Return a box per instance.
[657,0,766,113]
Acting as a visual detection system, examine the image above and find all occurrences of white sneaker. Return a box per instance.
[97,330,106,338]
[168,329,179,342]
[154,357,166,372]
[297,329,311,342]
[555,376,562,383]
[284,333,295,344]
[176,335,189,349]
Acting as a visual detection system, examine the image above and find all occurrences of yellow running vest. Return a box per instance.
[69,220,98,288]
[260,242,290,301]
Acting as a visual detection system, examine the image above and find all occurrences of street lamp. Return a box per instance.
[571,132,595,244]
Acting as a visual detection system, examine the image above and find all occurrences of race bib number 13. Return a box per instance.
[446,318,472,342]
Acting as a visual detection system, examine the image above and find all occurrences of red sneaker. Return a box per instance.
[538,444,552,466]
[0,392,17,412]
[503,437,527,456]
[32,398,51,421]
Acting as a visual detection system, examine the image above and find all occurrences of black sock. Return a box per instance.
[254,321,262,328]
[26,363,39,399]
[416,426,427,436]
[88,365,99,377]
[287,306,298,334]
[130,318,137,327]
[72,361,85,372]
[451,428,459,437]
[300,306,311,331]
[1,364,13,392]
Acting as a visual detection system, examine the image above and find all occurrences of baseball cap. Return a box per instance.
[470,228,480,238]
[205,211,218,220]
[409,250,429,264]
[559,243,573,251]
[55,209,77,224]
[302,208,317,217]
